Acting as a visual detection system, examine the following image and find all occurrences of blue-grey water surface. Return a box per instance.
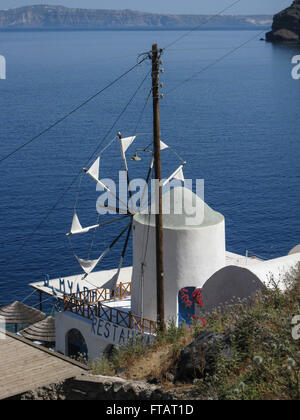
[0,30,299,307]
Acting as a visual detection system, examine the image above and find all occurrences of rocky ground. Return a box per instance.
[14,375,178,400]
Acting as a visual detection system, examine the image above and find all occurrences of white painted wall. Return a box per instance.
[55,311,154,360]
[202,253,300,312]
[131,217,226,324]
[55,311,108,360]
[246,254,300,291]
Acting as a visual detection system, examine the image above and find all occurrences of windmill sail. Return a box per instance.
[76,222,131,277]
[162,165,185,187]
[160,141,169,151]
[120,136,136,172]
[173,167,185,182]
[84,155,128,210]
[85,157,100,181]
[76,248,110,275]
[66,212,99,237]
[121,136,136,153]
[70,212,82,234]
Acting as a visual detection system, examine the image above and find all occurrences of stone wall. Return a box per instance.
[12,375,177,401]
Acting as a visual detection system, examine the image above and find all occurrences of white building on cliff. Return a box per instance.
[31,186,300,360]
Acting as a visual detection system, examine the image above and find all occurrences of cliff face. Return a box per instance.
[0,5,271,29]
[266,0,300,42]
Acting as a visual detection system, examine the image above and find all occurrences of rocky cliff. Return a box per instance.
[266,0,300,42]
[0,5,271,29]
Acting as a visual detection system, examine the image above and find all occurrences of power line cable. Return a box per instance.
[84,68,151,167]
[134,87,153,135]
[0,56,148,166]
[167,46,265,52]
[0,31,265,253]
[162,0,243,50]
[0,68,152,273]
[21,288,37,304]
[166,30,266,95]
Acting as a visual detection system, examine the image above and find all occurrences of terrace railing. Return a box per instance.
[67,282,132,305]
[63,282,156,335]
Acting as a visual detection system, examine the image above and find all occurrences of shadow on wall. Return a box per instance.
[202,265,265,313]
[66,328,88,359]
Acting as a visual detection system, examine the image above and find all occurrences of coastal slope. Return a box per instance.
[266,0,300,42]
[0,5,272,29]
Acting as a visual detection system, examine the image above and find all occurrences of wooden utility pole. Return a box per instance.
[151,44,166,333]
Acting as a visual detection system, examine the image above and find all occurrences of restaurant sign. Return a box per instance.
[91,315,154,346]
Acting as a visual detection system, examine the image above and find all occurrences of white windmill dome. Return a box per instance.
[134,186,224,229]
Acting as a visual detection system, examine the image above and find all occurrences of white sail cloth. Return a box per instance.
[160,141,169,150]
[162,165,185,187]
[120,136,136,172]
[86,156,100,180]
[66,213,99,236]
[120,136,136,154]
[84,156,128,210]
[76,248,110,275]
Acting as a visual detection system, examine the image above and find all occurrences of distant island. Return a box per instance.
[0,5,272,30]
[266,0,300,42]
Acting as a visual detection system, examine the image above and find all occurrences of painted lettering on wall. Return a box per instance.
[43,274,90,297]
[91,316,153,346]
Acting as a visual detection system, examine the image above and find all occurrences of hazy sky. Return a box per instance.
[0,0,291,15]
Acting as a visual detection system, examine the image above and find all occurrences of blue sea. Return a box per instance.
[0,30,299,308]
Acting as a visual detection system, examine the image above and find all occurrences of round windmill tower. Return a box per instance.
[131,186,226,325]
